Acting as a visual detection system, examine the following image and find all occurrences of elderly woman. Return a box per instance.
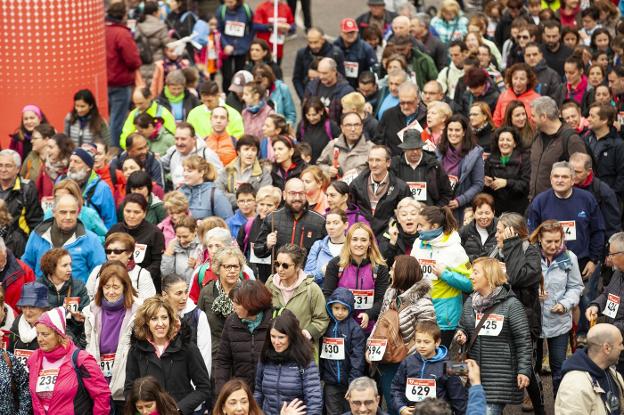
[83,261,140,413]
[8,282,49,356]
[38,248,89,348]
[266,244,330,346]
[197,246,250,355]
[86,232,156,301]
[158,190,191,246]
[455,257,533,414]
[422,101,453,147]
[214,280,273,392]
[125,297,211,415]
[459,193,498,262]
[430,0,468,43]
[378,198,422,268]
[529,220,583,397]
[156,70,200,122]
[493,63,541,127]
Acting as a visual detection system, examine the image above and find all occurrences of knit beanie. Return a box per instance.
[72,148,94,169]
[36,306,67,337]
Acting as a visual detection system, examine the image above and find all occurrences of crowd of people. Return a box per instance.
[5,0,624,413]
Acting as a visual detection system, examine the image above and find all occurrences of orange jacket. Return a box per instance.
[492,88,541,127]
[205,131,237,166]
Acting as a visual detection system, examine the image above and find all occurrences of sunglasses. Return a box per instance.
[274,261,294,270]
[105,248,130,255]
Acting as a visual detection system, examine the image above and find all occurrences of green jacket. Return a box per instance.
[147,128,175,158]
[409,47,439,91]
[186,103,244,140]
[120,101,176,149]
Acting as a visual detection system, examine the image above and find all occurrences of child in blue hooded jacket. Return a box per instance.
[391,320,467,415]
[320,287,367,415]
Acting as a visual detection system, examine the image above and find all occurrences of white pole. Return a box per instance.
[272,0,279,63]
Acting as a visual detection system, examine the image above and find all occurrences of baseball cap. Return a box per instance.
[341,18,358,33]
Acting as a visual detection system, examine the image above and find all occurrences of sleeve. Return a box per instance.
[292,51,306,99]
[505,155,530,196]
[502,238,542,288]
[456,154,484,207]
[253,214,273,258]
[440,265,473,293]
[254,361,265,407]
[25,184,43,231]
[213,319,233,392]
[348,325,367,382]
[119,112,137,150]
[197,311,212,375]
[20,235,37,274]
[79,351,112,414]
[282,87,298,126]
[390,360,409,414]
[588,199,606,262]
[303,241,323,285]
[436,67,449,94]
[94,184,117,229]
[466,384,487,415]
[120,32,142,71]
[213,189,235,219]
[215,170,237,207]
[146,231,165,281]
[10,353,32,415]
[526,199,541,233]
[316,142,334,174]
[508,299,532,377]
[369,265,390,321]
[100,121,112,148]
[378,234,399,268]
[178,345,212,415]
[302,362,323,415]
[554,373,595,415]
[87,240,107,280]
[321,258,340,299]
[149,157,165,188]
[558,255,584,311]
[492,96,504,128]
[445,373,468,415]
[124,347,139,398]
[305,284,330,341]
[137,268,156,299]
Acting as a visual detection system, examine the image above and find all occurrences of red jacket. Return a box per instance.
[253,1,294,59]
[1,253,35,312]
[492,88,541,127]
[105,20,141,87]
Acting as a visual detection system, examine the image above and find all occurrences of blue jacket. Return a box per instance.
[180,181,234,220]
[22,218,106,283]
[226,209,248,239]
[254,360,323,415]
[270,80,297,126]
[304,236,337,285]
[319,288,366,386]
[82,172,117,229]
[216,4,259,55]
[527,188,605,262]
[467,385,487,415]
[390,346,467,414]
[333,37,378,88]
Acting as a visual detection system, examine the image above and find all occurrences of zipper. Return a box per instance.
[290,219,298,244]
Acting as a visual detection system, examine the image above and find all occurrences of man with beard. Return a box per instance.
[67,148,116,229]
[253,178,326,262]
[540,20,573,79]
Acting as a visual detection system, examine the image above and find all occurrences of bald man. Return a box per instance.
[304,58,354,122]
[555,324,624,414]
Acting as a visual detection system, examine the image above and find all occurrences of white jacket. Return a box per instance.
[161,138,224,189]
[180,298,212,375]
[86,264,156,302]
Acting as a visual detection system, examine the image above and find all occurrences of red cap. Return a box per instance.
[341,18,358,33]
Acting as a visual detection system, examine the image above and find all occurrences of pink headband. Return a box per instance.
[22,104,42,120]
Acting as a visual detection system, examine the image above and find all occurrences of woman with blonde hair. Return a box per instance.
[341,92,378,140]
[300,166,329,215]
[469,102,495,153]
[422,100,452,147]
[157,190,190,245]
[455,257,533,414]
[323,223,389,333]
[430,0,468,43]
[180,155,233,220]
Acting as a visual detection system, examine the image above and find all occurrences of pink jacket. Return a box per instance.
[28,343,112,415]
[157,216,177,246]
[492,88,541,127]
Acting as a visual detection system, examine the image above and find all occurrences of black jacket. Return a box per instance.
[459,81,500,120]
[494,9,530,49]
[349,170,412,237]
[303,75,354,122]
[475,124,495,154]
[2,177,43,236]
[534,59,564,105]
[214,310,272,392]
[459,218,498,263]
[125,327,211,415]
[576,177,622,240]
[107,220,165,292]
[591,270,624,335]
[377,222,418,268]
[585,127,624,201]
[374,104,427,157]
[253,204,327,260]
[237,214,271,282]
[157,89,200,121]
[389,151,452,207]
[270,159,308,190]
[540,44,573,79]
[484,149,530,214]
[8,315,38,352]
[421,31,448,71]
[292,41,345,99]
[490,238,542,339]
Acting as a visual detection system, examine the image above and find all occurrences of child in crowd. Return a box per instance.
[226,183,257,239]
[242,81,275,139]
[320,287,366,415]
[297,142,313,165]
[161,215,200,284]
[390,320,467,415]
[133,113,175,158]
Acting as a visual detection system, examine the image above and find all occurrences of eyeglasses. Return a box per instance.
[274,261,294,270]
[607,251,624,258]
[399,100,417,106]
[237,199,255,205]
[517,35,530,39]
[286,191,305,197]
[221,264,241,271]
[105,248,130,255]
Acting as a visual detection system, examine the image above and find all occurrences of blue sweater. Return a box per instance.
[304,236,338,285]
[180,181,234,220]
[226,209,248,239]
[527,188,605,262]
[216,4,261,55]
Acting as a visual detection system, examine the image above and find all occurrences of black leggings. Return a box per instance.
[220,54,247,93]
[287,0,311,29]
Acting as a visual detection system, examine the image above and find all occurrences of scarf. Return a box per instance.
[45,157,69,181]
[147,119,164,142]
[164,86,185,104]
[246,100,266,114]
[500,154,511,166]
[471,286,503,312]
[273,269,307,304]
[100,295,127,356]
[442,145,463,177]
[18,315,38,343]
[77,114,90,129]
[578,170,594,189]
[42,342,70,363]
[242,311,264,334]
[211,279,237,318]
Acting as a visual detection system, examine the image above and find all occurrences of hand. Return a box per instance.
[281,399,306,415]
[358,313,370,329]
[448,199,459,209]
[278,22,291,32]
[465,359,481,385]
[400,407,415,415]
[454,330,467,345]
[301,329,312,340]
[484,176,494,187]
[267,231,278,249]
[490,178,508,191]
[433,263,445,277]
[187,256,197,269]
[582,261,596,280]
[502,226,517,241]
[389,222,399,245]
[585,305,599,322]
[539,290,548,302]
[550,303,566,314]
[165,239,177,256]
[517,374,530,389]
[223,45,234,55]
[328,166,339,178]
[71,311,85,323]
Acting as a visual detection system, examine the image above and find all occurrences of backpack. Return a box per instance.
[136,26,154,65]
[71,349,116,415]
[366,302,409,364]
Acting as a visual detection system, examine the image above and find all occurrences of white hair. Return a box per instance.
[0,150,22,169]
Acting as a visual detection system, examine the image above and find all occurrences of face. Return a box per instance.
[422,83,443,106]
[211,108,229,133]
[595,86,611,105]
[589,107,607,130]
[474,203,494,228]
[358,82,377,98]
[609,244,624,272]
[517,30,531,48]
[416,215,437,232]
[53,196,79,231]
[465,33,480,52]
[511,70,529,95]
[349,228,370,259]
[53,254,72,281]
[595,33,610,51]
[511,106,527,128]
[446,121,464,147]
[175,129,195,155]
[414,331,440,359]
[47,140,60,161]
[469,106,487,128]
[135,401,158,415]
[0,155,19,182]
[94,143,107,170]
[123,202,147,228]
[539,230,563,257]
[106,241,132,265]
[122,159,141,179]
[607,331,624,367]
[369,4,384,17]
[176,226,196,248]
[388,76,403,97]
[238,145,258,168]
[341,30,359,45]
[270,328,290,352]
[307,30,324,53]
[74,99,92,117]
[341,114,363,143]
[478,46,492,67]
[22,306,45,326]
[449,46,465,67]
[495,222,506,248]
[470,262,490,293]
[348,388,380,415]
[331,303,349,321]
[550,167,574,194]
[222,388,250,415]
[596,54,609,70]
[201,94,220,110]
[396,205,419,234]
[250,43,267,61]
[326,185,348,210]
[163,280,188,312]
[569,159,589,185]
[564,63,581,85]
[301,172,321,197]
[168,83,184,97]
[148,306,170,341]
[103,276,124,303]
[609,72,624,95]
[427,106,446,128]
[206,240,224,257]
[524,46,542,67]
[273,141,294,164]
[398,88,418,116]
[262,117,277,138]
[275,252,297,281]
[498,132,517,156]
[326,213,348,239]
[242,87,260,106]
[543,26,561,50]
[368,148,390,178]
[133,92,151,112]
[128,136,149,162]
[183,166,204,186]
[68,155,91,182]
[561,107,581,129]
[318,62,337,87]
[256,198,277,219]
[36,324,61,352]
[305,107,323,125]
[405,148,422,165]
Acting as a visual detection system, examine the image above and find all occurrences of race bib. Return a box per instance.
[41,196,54,212]
[134,243,147,264]
[559,221,576,241]
[36,369,59,393]
[344,61,359,78]
[407,182,427,201]
[100,353,115,378]
[320,338,345,360]
[268,17,286,45]
[448,175,458,191]
[341,169,359,185]
[224,20,246,37]
[367,339,387,362]
[64,297,80,318]
[417,258,437,280]
[249,243,271,265]
[475,313,504,336]
[405,378,436,402]
[604,294,620,319]
[351,289,374,310]
[14,349,34,368]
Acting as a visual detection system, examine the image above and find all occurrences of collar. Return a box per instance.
[404,152,423,168]
[369,171,389,186]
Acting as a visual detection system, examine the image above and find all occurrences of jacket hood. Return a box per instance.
[561,348,607,379]
[138,14,167,37]
[416,345,448,363]
[399,279,432,303]
[534,59,550,72]
[326,287,355,320]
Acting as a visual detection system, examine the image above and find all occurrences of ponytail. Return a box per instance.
[419,205,457,234]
